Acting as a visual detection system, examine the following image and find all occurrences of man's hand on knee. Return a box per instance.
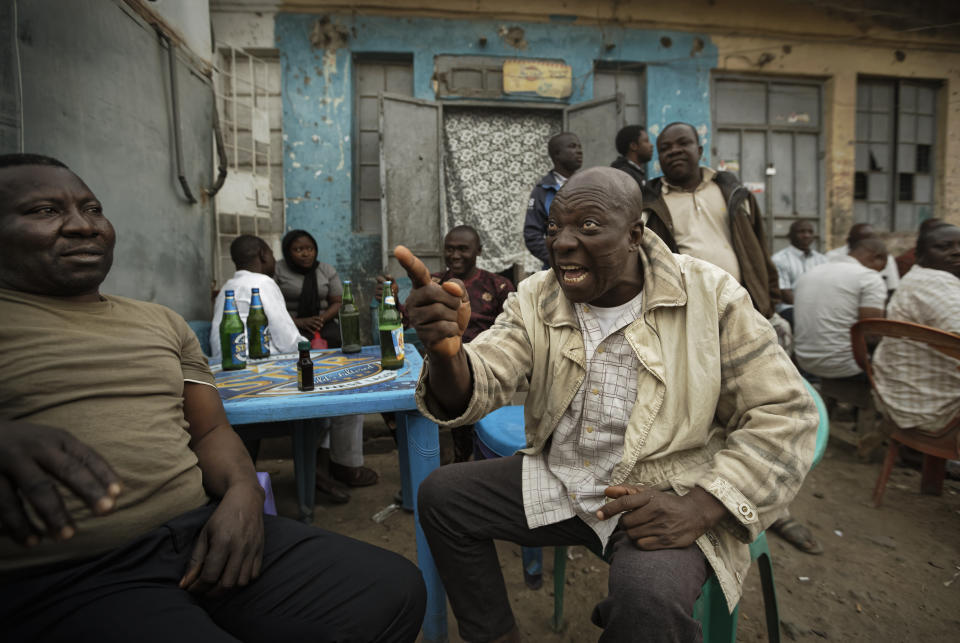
[179,482,265,596]
[596,485,727,550]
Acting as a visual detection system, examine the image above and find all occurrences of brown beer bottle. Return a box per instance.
[297,340,315,391]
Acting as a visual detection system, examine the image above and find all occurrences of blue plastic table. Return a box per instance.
[213,346,448,642]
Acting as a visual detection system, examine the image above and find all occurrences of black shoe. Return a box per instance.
[523,570,543,590]
[315,471,350,504]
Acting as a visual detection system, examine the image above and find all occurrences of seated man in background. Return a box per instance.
[401,167,817,643]
[826,222,900,293]
[0,154,426,642]
[431,225,515,461]
[772,219,827,327]
[794,236,888,380]
[380,225,515,461]
[873,223,960,436]
[211,234,369,504]
[895,217,945,277]
[210,235,305,360]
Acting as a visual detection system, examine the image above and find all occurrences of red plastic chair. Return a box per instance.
[850,319,960,506]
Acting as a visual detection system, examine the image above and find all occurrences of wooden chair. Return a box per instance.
[849,319,960,507]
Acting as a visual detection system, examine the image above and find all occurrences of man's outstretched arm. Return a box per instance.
[395,245,473,418]
[179,382,265,595]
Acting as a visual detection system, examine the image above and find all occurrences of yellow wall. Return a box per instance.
[712,36,960,249]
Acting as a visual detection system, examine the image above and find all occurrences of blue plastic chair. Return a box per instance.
[187,320,212,357]
[473,380,830,641]
[474,406,543,589]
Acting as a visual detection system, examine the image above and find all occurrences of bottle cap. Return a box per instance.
[252,287,260,293]
[225,290,235,296]
[384,281,392,286]
[298,341,310,351]
[343,279,352,285]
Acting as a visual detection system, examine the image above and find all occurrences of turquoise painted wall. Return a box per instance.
[275,13,716,294]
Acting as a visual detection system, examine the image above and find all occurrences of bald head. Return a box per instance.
[846,223,875,245]
[849,236,888,272]
[552,166,644,224]
[545,167,645,308]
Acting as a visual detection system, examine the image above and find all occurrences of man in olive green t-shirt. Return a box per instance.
[0,154,425,642]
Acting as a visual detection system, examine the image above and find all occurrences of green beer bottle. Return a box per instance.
[378,281,404,370]
[247,287,271,359]
[339,280,361,354]
[219,290,247,371]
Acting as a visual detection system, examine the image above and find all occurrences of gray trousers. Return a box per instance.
[418,455,709,643]
[320,414,365,467]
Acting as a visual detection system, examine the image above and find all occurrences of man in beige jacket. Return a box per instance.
[399,167,817,643]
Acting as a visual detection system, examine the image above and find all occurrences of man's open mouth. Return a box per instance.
[558,264,589,284]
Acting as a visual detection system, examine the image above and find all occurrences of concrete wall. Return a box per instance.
[274,12,716,294]
[13,0,216,319]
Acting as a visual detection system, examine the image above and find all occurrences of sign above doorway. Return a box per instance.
[502,59,572,98]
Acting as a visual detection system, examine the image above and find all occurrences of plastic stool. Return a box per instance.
[474,405,543,589]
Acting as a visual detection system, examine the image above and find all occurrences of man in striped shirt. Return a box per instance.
[772,219,827,326]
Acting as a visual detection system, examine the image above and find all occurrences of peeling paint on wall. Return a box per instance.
[498,25,528,50]
[276,13,717,312]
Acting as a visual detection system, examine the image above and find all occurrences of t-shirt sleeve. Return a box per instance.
[323,263,343,299]
[859,272,888,310]
[173,313,215,386]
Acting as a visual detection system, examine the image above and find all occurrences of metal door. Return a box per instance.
[564,94,624,171]
[379,93,446,276]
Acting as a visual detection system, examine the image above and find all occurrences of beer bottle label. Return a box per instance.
[260,327,271,354]
[385,295,396,306]
[230,332,247,362]
[391,327,405,361]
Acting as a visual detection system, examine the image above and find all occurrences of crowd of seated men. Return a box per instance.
[786,216,960,456]
[1,139,954,643]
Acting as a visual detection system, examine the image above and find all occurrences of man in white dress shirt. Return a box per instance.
[772,219,827,326]
[210,235,373,504]
[211,235,305,360]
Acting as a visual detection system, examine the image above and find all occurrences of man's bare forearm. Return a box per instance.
[183,382,262,500]
[191,424,263,499]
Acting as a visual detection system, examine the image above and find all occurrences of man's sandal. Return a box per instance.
[771,518,824,555]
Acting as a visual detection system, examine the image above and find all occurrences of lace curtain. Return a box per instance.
[443,107,562,274]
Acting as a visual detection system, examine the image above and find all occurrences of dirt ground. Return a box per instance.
[256,415,960,642]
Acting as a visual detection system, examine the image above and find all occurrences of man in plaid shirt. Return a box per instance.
[398,168,817,643]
